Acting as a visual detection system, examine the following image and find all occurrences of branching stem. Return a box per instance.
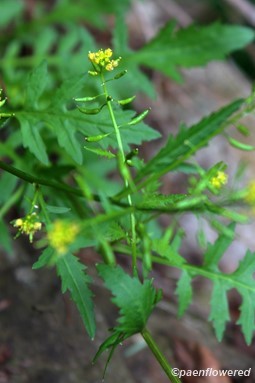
[101,72,137,275]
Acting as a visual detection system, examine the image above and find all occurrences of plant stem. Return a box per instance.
[0,159,83,197]
[101,73,137,275]
[37,189,51,225]
[141,328,182,383]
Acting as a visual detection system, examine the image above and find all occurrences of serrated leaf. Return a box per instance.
[15,66,86,164]
[32,247,55,269]
[175,270,193,317]
[185,243,255,344]
[130,22,255,81]
[18,114,49,165]
[151,237,185,267]
[25,60,48,109]
[112,15,156,98]
[237,290,255,345]
[209,281,230,341]
[203,223,235,271]
[97,264,161,335]
[56,252,95,339]
[136,99,243,182]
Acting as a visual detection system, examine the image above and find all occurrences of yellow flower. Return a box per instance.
[47,220,80,255]
[210,171,228,189]
[88,48,121,73]
[13,213,42,243]
[244,181,255,205]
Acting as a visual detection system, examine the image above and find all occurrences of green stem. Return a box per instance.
[0,160,247,216]
[101,72,137,275]
[0,159,83,197]
[141,328,182,383]
[37,189,51,225]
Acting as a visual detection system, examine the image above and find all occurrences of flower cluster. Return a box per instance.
[88,48,121,73]
[210,171,228,189]
[244,181,255,206]
[47,220,80,255]
[13,212,42,243]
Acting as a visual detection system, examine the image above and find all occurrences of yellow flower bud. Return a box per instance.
[210,171,228,189]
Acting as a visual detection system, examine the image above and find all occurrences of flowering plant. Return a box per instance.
[1,4,255,381]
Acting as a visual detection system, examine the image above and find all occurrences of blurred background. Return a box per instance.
[1,0,255,382]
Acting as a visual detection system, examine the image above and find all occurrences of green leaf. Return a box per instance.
[151,237,185,267]
[203,223,235,271]
[25,60,48,109]
[0,172,18,204]
[0,220,12,253]
[180,233,255,344]
[15,66,86,165]
[32,247,55,269]
[130,22,255,81]
[136,99,243,182]
[97,264,161,335]
[209,281,230,341]
[175,270,193,317]
[18,114,49,165]
[0,0,24,27]
[112,15,156,98]
[56,252,95,339]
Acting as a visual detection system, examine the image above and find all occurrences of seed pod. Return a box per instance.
[128,108,151,126]
[85,133,110,142]
[228,137,255,151]
[0,97,7,107]
[114,70,127,80]
[77,103,105,115]
[236,124,250,137]
[118,95,136,105]
[74,95,99,102]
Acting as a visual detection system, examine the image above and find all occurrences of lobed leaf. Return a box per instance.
[136,99,243,183]
[130,22,255,81]
[56,252,96,339]
[97,264,161,335]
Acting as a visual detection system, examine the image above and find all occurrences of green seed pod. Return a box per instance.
[236,124,250,137]
[77,103,105,115]
[114,70,127,80]
[85,133,110,142]
[88,71,98,76]
[74,96,99,102]
[128,108,151,126]
[118,95,136,105]
[0,97,7,108]
[228,137,255,151]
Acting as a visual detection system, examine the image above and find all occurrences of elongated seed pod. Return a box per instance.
[118,96,136,105]
[77,103,106,115]
[114,70,127,80]
[74,95,101,102]
[228,137,255,151]
[85,133,110,142]
[0,98,7,107]
[128,108,151,126]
